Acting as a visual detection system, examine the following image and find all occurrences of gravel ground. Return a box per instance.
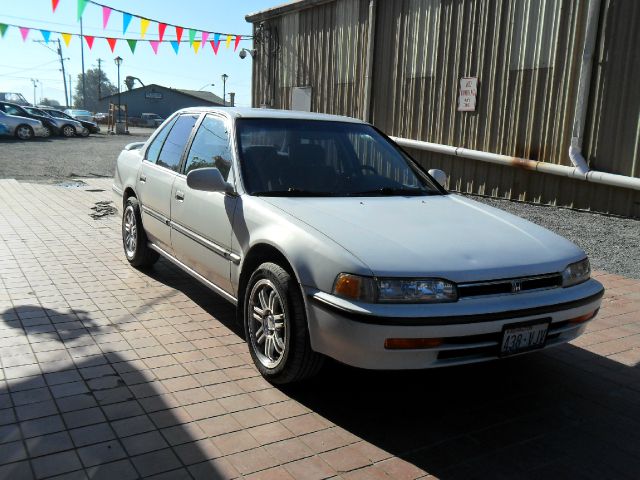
[469,194,640,279]
[0,127,152,182]
[1,130,638,279]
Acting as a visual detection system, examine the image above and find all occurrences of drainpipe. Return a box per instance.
[569,0,602,174]
[391,136,640,191]
[362,0,376,123]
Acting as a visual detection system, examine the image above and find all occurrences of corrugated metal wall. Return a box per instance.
[249,0,640,217]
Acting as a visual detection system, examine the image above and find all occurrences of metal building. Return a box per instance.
[98,84,224,119]
[246,0,640,217]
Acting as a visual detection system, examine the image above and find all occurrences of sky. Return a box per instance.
[0,0,280,108]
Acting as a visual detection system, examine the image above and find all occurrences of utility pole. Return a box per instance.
[34,39,69,107]
[69,74,72,107]
[97,59,102,99]
[57,39,69,107]
[31,79,38,105]
[80,17,86,109]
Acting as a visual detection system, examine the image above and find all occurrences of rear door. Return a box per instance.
[138,113,199,252]
[170,114,238,295]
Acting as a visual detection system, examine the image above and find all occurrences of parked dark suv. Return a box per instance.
[0,102,59,138]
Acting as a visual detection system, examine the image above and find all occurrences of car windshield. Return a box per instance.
[47,110,68,119]
[236,119,443,197]
[26,107,49,117]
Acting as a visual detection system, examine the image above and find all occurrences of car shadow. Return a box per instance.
[0,305,231,478]
[130,261,640,478]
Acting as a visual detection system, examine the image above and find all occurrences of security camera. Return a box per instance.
[239,48,256,60]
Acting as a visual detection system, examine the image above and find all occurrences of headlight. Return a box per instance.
[377,278,457,303]
[562,258,590,287]
[332,273,457,303]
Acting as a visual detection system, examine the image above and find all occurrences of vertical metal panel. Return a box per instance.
[248,0,640,216]
[586,0,640,179]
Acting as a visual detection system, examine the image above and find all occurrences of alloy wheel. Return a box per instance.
[248,279,287,368]
[123,206,137,258]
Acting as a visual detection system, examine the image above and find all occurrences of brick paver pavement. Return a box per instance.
[0,178,639,479]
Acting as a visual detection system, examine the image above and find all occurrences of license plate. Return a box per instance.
[500,320,550,356]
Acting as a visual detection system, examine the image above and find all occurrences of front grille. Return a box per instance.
[457,274,562,298]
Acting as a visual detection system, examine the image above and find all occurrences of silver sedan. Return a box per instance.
[113,108,604,384]
[0,110,48,139]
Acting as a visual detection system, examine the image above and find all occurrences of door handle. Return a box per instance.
[175,190,185,201]
[139,174,147,182]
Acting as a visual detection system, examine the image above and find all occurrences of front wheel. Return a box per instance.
[62,125,76,137]
[15,125,34,140]
[244,262,323,384]
[122,197,159,268]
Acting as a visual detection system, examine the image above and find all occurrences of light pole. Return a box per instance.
[221,74,228,107]
[30,79,39,106]
[114,56,123,124]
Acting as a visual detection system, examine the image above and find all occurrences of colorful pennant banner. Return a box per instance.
[2,3,249,56]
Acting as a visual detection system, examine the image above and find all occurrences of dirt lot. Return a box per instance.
[0,128,152,182]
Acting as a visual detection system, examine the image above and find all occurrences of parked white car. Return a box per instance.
[113,108,604,383]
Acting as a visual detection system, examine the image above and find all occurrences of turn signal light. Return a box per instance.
[384,338,443,350]
[568,310,598,325]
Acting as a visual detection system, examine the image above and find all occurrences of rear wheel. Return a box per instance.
[62,125,76,137]
[244,262,324,384]
[122,197,159,268]
[42,125,52,138]
[15,125,34,140]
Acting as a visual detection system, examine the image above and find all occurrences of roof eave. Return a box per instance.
[246,0,335,23]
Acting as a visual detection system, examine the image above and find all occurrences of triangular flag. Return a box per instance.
[40,30,51,43]
[140,18,150,38]
[211,34,220,55]
[234,35,242,51]
[62,32,72,47]
[175,26,184,43]
[189,29,196,45]
[77,0,88,21]
[107,37,117,52]
[192,40,201,54]
[122,13,132,34]
[149,40,160,54]
[225,34,232,48]
[158,23,167,42]
[127,39,137,53]
[201,32,209,44]
[0,24,8,38]
[84,35,95,49]
[19,27,30,42]
[102,7,112,29]
[170,41,179,54]
[51,0,60,13]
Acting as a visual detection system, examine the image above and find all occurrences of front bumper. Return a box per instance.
[305,278,604,369]
[33,126,49,137]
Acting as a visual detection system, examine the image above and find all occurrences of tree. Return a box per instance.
[73,68,117,112]
[40,98,61,107]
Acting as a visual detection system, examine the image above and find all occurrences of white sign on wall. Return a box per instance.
[458,77,478,112]
[291,86,312,112]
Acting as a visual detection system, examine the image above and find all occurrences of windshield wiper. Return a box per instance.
[252,188,335,197]
[350,187,432,196]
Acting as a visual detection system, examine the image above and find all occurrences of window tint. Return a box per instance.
[184,115,233,180]
[156,114,198,171]
[146,115,179,164]
[4,105,24,116]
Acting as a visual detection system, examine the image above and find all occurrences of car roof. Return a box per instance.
[175,107,367,124]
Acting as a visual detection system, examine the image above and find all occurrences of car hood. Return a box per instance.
[259,194,585,282]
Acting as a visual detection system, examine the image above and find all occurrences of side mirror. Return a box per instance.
[186,168,234,194]
[428,168,447,188]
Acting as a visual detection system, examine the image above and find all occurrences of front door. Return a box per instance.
[137,113,199,251]
[170,114,238,296]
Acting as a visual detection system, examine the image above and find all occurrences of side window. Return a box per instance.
[183,115,233,180]
[156,114,199,171]
[146,115,179,164]
[5,105,23,116]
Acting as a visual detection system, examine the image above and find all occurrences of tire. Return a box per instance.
[62,124,76,137]
[244,262,324,384]
[42,126,52,138]
[122,196,159,268]
[80,128,90,137]
[15,125,34,140]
